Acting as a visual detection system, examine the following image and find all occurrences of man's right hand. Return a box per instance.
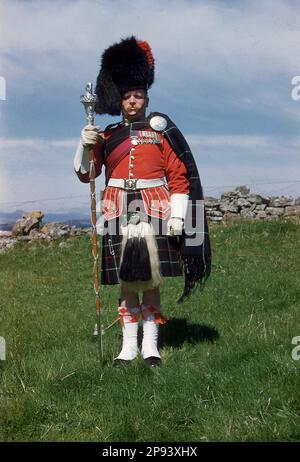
[80,125,101,147]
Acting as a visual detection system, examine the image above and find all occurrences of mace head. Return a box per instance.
[80,82,98,125]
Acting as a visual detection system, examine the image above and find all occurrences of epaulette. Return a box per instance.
[103,121,122,139]
[105,121,122,132]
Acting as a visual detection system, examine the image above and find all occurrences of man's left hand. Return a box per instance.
[167,217,184,236]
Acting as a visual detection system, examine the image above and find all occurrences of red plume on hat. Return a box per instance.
[95,36,155,116]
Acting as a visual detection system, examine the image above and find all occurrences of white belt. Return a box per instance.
[107,178,166,190]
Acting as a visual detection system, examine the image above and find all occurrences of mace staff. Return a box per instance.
[80,82,103,361]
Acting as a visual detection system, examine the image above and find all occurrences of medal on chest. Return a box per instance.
[130,130,161,145]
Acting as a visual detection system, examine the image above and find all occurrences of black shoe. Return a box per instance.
[144,356,161,368]
[112,358,133,368]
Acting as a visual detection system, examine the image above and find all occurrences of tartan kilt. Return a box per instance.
[100,190,182,285]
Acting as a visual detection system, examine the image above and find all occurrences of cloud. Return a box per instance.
[186,133,300,198]
[1,0,300,83]
[187,134,300,158]
[0,137,78,150]
[1,0,299,136]
[0,135,105,214]
[1,0,299,213]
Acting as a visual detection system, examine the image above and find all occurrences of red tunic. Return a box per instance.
[76,125,190,220]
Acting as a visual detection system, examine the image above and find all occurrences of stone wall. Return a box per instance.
[0,211,91,254]
[205,186,300,223]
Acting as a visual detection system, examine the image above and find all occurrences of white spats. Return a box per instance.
[141,320,160,359]
[114,306,140,361]
[140,304,166,359]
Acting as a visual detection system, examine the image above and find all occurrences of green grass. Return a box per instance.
[0,218,300,442]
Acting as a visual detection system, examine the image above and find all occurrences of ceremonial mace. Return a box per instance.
[80,83,103,361]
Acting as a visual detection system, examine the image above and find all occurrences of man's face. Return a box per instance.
[121,89,148,121]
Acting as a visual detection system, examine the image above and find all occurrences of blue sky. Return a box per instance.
[0,0,300,216]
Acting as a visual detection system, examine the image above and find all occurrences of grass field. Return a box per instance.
[0,218,300,442]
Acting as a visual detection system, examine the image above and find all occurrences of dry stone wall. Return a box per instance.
[0,211,91,254]
[205,186,300,223]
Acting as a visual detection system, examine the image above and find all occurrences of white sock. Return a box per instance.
[115,321,139,361]
[142,320,160,359]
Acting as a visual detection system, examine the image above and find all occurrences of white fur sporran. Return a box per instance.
[119,220,162,292]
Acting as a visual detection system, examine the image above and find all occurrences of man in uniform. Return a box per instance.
[74,36,211,367]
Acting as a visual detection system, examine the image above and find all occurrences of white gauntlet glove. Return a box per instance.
[167,194,189,236]
[74,125,101,174]
[80,124,101,147]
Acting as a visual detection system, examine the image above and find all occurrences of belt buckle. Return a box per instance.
[124,178,137,190]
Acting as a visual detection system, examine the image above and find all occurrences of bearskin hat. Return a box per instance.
[95,36,155,116]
